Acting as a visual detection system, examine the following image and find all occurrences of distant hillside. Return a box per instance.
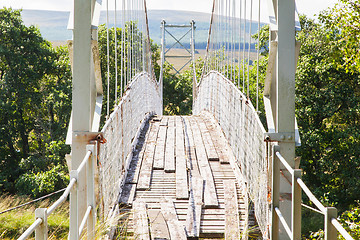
[20,9,264,49]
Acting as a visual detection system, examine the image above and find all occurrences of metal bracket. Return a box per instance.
[264,132,295,142]
[73,131,105,144]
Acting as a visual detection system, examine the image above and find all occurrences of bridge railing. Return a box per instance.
[272,149,354,240]
[194,70,271,237]
[18,143,98,240]
[98,72,161,219]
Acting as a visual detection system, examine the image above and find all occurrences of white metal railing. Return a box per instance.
[18,143,97,240]
[272,148,354,240]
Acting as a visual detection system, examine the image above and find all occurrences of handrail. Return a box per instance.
[331,218,354,240]
[272,150,354,240]
[18,145,96,240]
[296,178,326,213]
[79,206,92,236]
[18,219,43,240]
[274,207,292,237]
[47,178,76,215]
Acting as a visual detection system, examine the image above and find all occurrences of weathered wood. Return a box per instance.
[175,117,189,200]
[119,183,136,205]
[137,121,160,190]
[223,180,240,240]
[153,125,167,170]
[196,117,219,161]
[186,176,204,237]
[127,123,152,184]
[133,200,150,240]
[161,199,187,239]
[189,117,218,208]
[201,114,230,164]
[164,117,176,173]
[147,209,170,240]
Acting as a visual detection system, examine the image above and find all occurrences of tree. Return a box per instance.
[0,8,71,195]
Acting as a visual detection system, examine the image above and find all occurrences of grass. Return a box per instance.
[0,194,69,239]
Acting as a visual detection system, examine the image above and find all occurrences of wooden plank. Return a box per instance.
[127,122,152,184]
[153,125,167,170]
[119,183,136,205]
[164,117,175,173]
[160,199,187,239]
[223,180,241,240]
[137,121,160,190]
[196,117,219,161]
[189,117,218,208]
[133,200,150,240]
[147,209,170,240]
[175,116,189,200]
[201,114,230,164]
[160,116,169,126]
[185,176,204,237]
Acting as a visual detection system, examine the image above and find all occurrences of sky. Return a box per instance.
[2,0,338,20]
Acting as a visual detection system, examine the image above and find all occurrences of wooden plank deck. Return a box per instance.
[118,114,255,239]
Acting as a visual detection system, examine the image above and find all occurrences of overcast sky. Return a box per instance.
[2,0,338,19]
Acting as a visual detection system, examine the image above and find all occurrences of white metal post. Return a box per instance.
[86,144,96,239]
[72,0,93,233]
[325,207,337,240]
[35,208,48,240]
[292,170,302,240]
[276,0,295,238]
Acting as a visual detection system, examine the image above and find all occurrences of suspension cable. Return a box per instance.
[114,0,118,103]
[106,0,110,118]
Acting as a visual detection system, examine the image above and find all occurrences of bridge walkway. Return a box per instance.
[118,114,256,239]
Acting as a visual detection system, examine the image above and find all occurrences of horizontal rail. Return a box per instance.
[332,218,354,240]
[77,150,92,174]
[301,203,324,215]
[79,206,92,236]
[18,218,43,240]
[274,207,292,237]
[47,178,77,215]
[275,152,294,175]
[297,178,326,213]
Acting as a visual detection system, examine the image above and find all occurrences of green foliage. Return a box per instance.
[0,8,71,196]
[295,14,360,211]
[338,203,360,239]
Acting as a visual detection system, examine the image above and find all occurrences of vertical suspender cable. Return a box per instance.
[114,0,118,103]
[256,0,260,111]
[238,0,242,88]
[232,0,235,81]
[247,0,252,97]
[106,0,110,117]
[242,0,246,91]
[121,0,125,96]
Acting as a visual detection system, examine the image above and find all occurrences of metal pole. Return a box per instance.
[72,0,92,233]
[276,0,296,237]
[191,20,197,107]
[160,20,166,114]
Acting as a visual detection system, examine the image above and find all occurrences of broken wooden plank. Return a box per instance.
[189,117,218,208]
[161,199,187,239]
[137,121,160,190]
[119,183,136,205]
[164,117,176,173]
[223,180,240,240]
[196,117,219,161]
[153,125,167,170]
[147,209,171,240]
[133,200,150,240]
[160,116,169,126]
[186,176,204,237]
[175,116,189,200]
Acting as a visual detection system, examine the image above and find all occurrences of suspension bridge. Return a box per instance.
[18,0,354,239]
